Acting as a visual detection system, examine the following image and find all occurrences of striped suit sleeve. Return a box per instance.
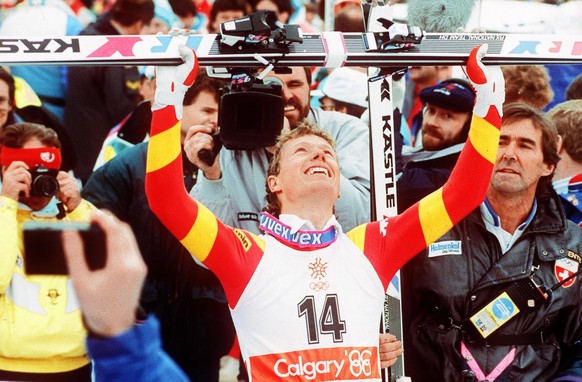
[350,105,501,289]
[145,105,265,306]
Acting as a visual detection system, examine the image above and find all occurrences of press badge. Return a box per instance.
[470,292,520,338]
[469,277,549,338]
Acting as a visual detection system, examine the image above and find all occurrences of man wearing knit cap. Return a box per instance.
[416,78,475,150]
[396,78,476,211]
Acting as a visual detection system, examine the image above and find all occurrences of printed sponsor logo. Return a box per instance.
[436,34,505,41]
[250,347,379,381]
[433,34,582,57]
[274,356,345,380]
[380,78,397,213]
[89,35,204,58]
[88,36,142,57]
[379,216,389,237]
[428,240,462,257]
[233,229,251,252]
[0,35,205,59]
[266,222,322,245]
[0,38,80,54]
[259,213,336,247]
[238,212,259,222]
[567,250,581,264]
[508,40,582,56]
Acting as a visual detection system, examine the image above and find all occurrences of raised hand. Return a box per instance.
[56,171,81,212]
[183,125,222,179]
[465,44,505,122]
[153,42,199,119]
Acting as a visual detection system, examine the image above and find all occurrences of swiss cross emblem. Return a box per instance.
[554,258,579,288]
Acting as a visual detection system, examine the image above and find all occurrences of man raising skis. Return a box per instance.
[144,43,504,381]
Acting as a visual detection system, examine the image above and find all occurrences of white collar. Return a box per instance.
[278,214,343,235]
[480,198,537,254]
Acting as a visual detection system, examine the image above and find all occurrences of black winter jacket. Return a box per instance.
[82,143,225,305]
[407,191,582,382]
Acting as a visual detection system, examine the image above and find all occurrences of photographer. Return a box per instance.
[0,122,95,381]
[187,66,370,234]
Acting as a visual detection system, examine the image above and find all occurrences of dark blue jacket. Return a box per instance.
[396,143,463,212]
[88,317,188,382]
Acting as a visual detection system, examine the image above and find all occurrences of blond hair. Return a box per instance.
[264,120,336,217]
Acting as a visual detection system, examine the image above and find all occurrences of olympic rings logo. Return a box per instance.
[309,281,329,291]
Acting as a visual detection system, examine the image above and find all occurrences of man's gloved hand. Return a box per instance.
[465,44,505,121]
[153,44,199,119]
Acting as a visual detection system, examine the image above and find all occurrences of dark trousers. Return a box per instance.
[154,296,236,382]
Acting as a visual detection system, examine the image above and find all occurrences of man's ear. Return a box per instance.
[557,135,565,154]
[542,162,555,178]
[267,175,281,193]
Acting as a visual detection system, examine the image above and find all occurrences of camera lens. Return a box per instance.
[32,175,60,197]
[262,77,283,87]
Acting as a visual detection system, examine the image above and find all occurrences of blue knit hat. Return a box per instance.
[420,78,475,113]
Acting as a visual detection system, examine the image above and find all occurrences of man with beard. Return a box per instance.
[396,78,475,211]
[186,66,370,234]
[402,65,452,147]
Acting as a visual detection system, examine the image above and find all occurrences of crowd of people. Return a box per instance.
[0,1,581,382]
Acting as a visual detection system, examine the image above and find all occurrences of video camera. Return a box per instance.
[29,165,59,197]
[198,11,302,166]
[199,70,285,167]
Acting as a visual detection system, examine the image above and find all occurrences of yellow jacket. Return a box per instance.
[0,196,95,373]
